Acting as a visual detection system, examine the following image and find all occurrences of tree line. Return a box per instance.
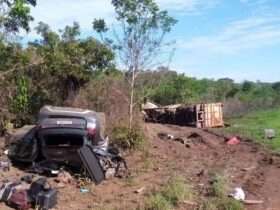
[0,0,280,133]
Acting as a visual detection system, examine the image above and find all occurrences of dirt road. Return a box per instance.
[1,123,280,210]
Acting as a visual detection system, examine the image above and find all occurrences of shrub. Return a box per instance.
[161,176,192,206]
[111,125,145,150]
[143,176,192,210]
[144,194,171,210]
[210,174,229,198]
[201,173,244,210]
[199,198,244,210]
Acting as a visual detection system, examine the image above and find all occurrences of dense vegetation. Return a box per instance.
[1,0,280,136]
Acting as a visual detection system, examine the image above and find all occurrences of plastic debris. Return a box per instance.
[230,187,245,201]
[4,150,9,155]
[80,188,89,193]
[264,129,276,139]
[0,160,10,171]
[227,137,240,145]
[135,187,145,194]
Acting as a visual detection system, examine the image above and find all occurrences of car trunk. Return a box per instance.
[38,129,87,167]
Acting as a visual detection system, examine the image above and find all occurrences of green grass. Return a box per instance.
[220,108,280,151]
[143,176,193,210]
[199,173,244,210]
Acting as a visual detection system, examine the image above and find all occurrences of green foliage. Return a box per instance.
[111,125,145,150]
[144,176,192,210]
[199,198,244,210]
[209,174,229,198]
[0,0,36,33]
[161,176,192,206]
[144,194,171,210]
[9,75,33,127]
[11,75,29,113]
[220,108,280,151]
[200,174,244,210]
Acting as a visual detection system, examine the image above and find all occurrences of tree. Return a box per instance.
[0,0,36,36]
[94,0,177,129]
[29,22,115,102]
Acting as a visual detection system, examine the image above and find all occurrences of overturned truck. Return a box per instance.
[143,102,224,128]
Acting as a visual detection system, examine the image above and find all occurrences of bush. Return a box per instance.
[145,194,171,210]
[199,198,244,210]
[111,125,145,150]
[143,176,192,210]
[210,174,229,198]
[161,176,192,206]
[201,174,244,210]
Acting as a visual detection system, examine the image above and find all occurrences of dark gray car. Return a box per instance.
[9,106,105,167]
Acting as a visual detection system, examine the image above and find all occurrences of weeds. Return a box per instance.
[199,198,244,210]
[200,173,244,210]
[162,176,192,205]
[145,194,171,210]
[144,176,193,210]
[210,174,229,198]
[111,125,146,150]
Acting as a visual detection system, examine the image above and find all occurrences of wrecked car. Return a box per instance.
[8,106,105,167]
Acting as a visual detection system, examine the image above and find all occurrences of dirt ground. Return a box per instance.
[1,123,280,210]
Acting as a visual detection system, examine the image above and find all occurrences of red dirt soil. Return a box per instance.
[1,123,280,210]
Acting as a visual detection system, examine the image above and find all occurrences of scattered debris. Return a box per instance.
[264,129,276,139]
[78,145,105,185]
[3,150,9,155]
[80,188,89,193]
[241,166,256,172]
[55,171,74,187]
[227,136,240,145]
[229,187,245,201]
[182,200,198,206]
[135,187,145,194]
[36,188,57,210]
[187,132,204,144]
[0,177,57,210]
[0,160,10,171]
[243,199,264,205]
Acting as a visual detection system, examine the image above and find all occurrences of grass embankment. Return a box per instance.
[220,108,280,151]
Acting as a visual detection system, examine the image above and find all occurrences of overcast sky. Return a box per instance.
[22,0,280,82]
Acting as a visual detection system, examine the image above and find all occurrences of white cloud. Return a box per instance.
[181,15,280,54]
[30,0,114,30]
[28,0,219,31]
[22,0,219,40]
[156,0,219,14]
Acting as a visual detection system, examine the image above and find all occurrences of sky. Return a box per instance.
[22,0,280,82]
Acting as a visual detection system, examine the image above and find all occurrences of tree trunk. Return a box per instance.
[129,70,135,130]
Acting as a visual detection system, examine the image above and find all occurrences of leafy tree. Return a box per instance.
[29,22,115,102]
[0,0,36,35]
[94,0,177,129]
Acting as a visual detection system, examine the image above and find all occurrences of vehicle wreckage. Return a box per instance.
[6,106,127,184]
[142,102,224,128]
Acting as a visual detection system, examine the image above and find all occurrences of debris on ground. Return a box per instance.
[0,176,57,210]
[157,132,205,148]
[0,160,10,171]
[0,106,128,209]
[55,171,74,188]
[264,129,276,139]
[229,187,245,201]
[134,187,145,194]
[243,200,264,205]
[227,136,241,145]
